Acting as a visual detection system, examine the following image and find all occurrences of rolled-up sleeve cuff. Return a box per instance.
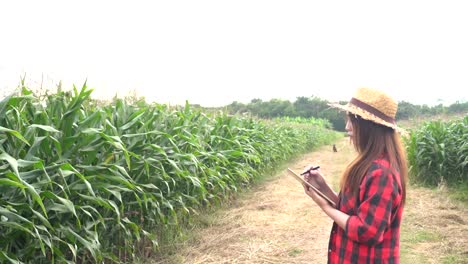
[345,215,360,242]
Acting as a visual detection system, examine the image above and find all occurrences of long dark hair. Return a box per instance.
[340,114,408,204]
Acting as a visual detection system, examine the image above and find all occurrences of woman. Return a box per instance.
[303,87,408,264]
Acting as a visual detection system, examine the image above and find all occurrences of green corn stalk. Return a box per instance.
[0,84,340,263]
[405,116,467,186]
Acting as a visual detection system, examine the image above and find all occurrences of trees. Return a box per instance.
[225,96,467,132]
[226,96,346,131]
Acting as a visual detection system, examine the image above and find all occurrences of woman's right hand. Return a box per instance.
[301,166,331,208]
[304,168,326,187]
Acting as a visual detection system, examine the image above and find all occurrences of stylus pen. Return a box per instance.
[300,166,320,175]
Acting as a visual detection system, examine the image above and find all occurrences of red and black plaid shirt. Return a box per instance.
[328,157,403,264]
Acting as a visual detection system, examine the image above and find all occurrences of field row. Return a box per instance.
[0,85,340,263]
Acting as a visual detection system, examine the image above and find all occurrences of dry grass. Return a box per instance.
[401,185,468,263]
[148,137,468,264]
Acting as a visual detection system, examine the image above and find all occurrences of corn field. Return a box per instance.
[0,84,340,263]
[405,116,468,186]
[272,116,334,129]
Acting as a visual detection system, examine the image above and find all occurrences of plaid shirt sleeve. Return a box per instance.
[345,163,399,245]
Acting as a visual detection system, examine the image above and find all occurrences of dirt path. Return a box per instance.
[151,138,354,264]
[151,138,467,264]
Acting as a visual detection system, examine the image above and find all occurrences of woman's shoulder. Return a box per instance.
[365,156,402,189]
[369,154,390,170]
[371,156,391,169]
[366,156,395,180]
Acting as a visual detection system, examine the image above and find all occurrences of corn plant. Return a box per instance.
[272,116,333,129]
[405,116,468,186]
[0,84,340,263]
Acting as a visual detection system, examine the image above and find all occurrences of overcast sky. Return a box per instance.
[1,1,467,107]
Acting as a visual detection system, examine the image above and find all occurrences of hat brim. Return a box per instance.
[328,102,407,135]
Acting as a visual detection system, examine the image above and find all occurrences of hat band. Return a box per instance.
[350,97,396,124]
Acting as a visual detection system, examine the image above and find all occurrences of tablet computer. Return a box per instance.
[287,168,337,207]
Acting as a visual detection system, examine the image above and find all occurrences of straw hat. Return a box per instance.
[329,87,403,132]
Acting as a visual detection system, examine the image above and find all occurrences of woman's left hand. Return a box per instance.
[303,183,330,208]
